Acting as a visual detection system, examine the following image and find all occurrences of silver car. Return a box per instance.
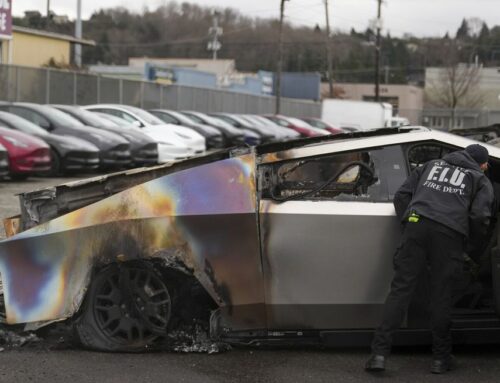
[0,127,499,351]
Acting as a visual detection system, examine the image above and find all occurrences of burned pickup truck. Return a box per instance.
[2,127,500,351]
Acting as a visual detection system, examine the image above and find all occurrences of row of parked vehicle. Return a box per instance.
[0,102,343,180]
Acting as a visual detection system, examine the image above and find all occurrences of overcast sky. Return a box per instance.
[11,0,500,37]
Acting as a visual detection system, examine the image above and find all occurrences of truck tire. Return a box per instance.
[74,262,171,352]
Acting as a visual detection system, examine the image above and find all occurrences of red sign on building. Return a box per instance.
[0,0,12,39]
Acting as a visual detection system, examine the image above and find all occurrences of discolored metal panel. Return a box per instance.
[0,154,265,330]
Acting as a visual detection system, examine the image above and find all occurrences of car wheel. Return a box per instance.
[48,149,62,176]
[75,262,171,352]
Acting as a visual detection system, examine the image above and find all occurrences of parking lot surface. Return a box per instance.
[1,177,500,382]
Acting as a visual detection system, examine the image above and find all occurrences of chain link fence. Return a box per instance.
[0,64,321,118]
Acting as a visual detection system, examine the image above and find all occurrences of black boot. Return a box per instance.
[430,355,457,374]
[365,354,386,372]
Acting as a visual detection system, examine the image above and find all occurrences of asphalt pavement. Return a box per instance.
[1,177,500,383]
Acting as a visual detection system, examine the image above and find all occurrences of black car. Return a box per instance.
[0,111,100,175]
[0,103,132,170]
[53,105,158,167]
[180,111,247,146]
[148,109,225,149]
[210,113,276,143]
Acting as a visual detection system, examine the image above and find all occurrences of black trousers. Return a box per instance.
[371,217,464,359]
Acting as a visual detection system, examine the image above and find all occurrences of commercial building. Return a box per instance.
[0,26,95,67]
[324,83,424,125]
[424,66,500,129]
[129,57,236,81]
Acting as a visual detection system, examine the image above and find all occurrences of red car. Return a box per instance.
[0,127,51,180]
[264,115,330,137]
[300,117,344,135]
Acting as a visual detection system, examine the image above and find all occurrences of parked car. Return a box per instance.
[0,111,100,175]
[2,127,500,352]
[264,115,330,137]
[210,113,276,144]
[0,126,51,179]
[180,111,256,146]
[84,104,206,157]
[52,105,159,168]
[300,117,344,135]
[240,114,300,141]
[0,103,131,171]
[149,109,225,149]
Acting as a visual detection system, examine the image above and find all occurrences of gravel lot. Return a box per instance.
[1,177,500,382]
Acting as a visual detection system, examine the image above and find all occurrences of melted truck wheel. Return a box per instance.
[75,263,171,352]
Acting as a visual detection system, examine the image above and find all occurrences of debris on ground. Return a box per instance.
[0,320,231,354]
[157,321,231,354]
[0,327,40,349]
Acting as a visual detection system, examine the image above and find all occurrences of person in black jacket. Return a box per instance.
[365,144,494,374]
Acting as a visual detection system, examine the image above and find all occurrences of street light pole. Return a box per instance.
[324,0,334,98]
[374,0,382,101]
[276,0,288,114]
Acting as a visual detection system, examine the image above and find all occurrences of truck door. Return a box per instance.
[258,145,408,330]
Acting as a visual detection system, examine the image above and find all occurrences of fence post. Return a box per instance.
[15,66,20,101]
[73,72,77,105]
[96,75,101,103]
[119,78,123,104]
[160,86,163,108]
[45,68,50,103]
[140,82,144,108]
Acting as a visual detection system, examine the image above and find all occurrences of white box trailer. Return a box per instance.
[321,99,407,131]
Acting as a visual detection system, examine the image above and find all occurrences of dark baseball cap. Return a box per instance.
[465,144,489,165]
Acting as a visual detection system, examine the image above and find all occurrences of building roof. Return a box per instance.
[12,26,96,46]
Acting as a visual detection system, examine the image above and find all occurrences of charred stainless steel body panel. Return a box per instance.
[0,153,265,330]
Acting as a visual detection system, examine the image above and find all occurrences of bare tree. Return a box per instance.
[426,42,484,130]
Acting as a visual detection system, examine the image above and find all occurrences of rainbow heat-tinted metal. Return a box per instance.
[0,154,265,329]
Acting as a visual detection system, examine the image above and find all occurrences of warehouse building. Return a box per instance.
[0,26,95,67]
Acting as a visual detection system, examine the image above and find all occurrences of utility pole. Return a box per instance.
[374,0,382,101]
[208,11,222,61]
[324,0,334,98]
[75,0,82,67]
[46,0,51,29]
[276,0,288,114]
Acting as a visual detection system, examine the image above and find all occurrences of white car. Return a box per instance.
[83,105,206,162]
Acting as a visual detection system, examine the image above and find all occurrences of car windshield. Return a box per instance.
[214,115,238,127]
[94,113,130,127]
[40,106,86,127]
[181,113,204,124]
[68,107,117,128]
[0,111,49,135]
[168,111,196,125]
[288,117,314,128]
[122,106,165,125]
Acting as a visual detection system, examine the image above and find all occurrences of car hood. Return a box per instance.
[47,134,100,152]
[53,125,128,149]
[147,123,205,141]
[0,127,49,150]
[141,126,190,147]
[97,125,156,147]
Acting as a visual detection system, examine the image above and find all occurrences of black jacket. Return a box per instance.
[394,150,494,239]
